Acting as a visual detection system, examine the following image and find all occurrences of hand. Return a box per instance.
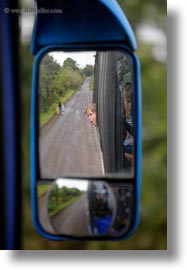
[124,153,133,160]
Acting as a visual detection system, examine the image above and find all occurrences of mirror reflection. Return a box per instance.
[42,179,116,237]
[38,50,135,179]
[87,181,116,236]
[37,179,134,238]
[123,82,134,171]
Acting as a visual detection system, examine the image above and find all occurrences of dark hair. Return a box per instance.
[123,119,133,135]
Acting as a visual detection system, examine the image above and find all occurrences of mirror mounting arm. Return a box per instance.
[31,0,137,55]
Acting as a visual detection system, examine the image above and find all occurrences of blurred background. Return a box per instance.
[20,0,167,249]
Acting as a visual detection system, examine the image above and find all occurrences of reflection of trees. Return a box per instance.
[51,186,82,203]
[48,185,83,217]
[83,64,94,76]
[39,55,84,113]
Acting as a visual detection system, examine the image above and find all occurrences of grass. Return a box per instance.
[37,184,51,197]
[48,195,82,218]
[40,89,76,127]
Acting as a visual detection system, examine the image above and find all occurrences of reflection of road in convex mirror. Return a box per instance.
[37,181,134,237]
[47,179,116,237]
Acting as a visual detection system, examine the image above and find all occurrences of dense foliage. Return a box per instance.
[48,186,83,217]
[39,55,85,113]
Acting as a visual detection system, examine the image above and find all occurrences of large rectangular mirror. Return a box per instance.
[38,50,135,179]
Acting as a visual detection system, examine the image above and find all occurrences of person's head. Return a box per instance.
[84,103,96,126]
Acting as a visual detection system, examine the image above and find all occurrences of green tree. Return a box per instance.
[39,54,61,112]
[63,57,79,70]
[56,65,83,93]
[83,64,94,76]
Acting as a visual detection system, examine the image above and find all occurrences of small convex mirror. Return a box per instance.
[38,50,135,179]
[37,179,134,238]
[46,179,116,237]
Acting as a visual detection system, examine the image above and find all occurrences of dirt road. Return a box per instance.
[39,77,103,179]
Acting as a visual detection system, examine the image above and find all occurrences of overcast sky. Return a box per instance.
[55,179,89,191]
[49,51,96,68]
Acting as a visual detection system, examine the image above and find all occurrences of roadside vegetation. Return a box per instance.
[37,184,51,197]
[48,186,84,218]
[39,55,94,127]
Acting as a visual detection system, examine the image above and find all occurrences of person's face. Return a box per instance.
[124,96,132,118]
[87,109,96,126]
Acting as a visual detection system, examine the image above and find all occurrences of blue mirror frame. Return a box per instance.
[31,0,141,241]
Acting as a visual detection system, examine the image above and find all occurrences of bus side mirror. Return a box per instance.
[31,0,141,240]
